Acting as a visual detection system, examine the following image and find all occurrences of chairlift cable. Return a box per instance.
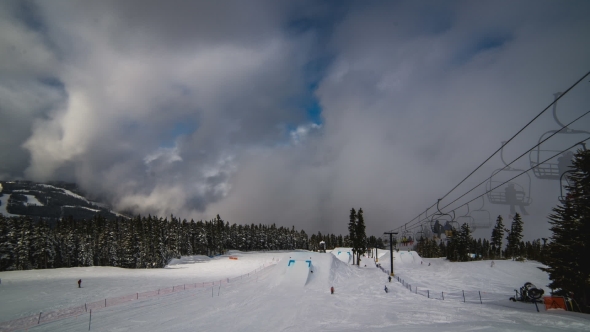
[389,70,589,233]
[439,109,590,214]
[408,137,589,231]
[438,70,589,204]
[448,137,590,216]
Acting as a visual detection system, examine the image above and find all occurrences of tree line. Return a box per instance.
[415,213,547,263]
[0,214,355,271]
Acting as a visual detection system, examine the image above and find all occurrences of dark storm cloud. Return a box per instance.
[1,0,589,241]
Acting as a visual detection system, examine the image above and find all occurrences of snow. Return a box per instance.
[0,250,589,331]
[24,195,44,206]
[0,184,17,217]
[62,205,100,213]
[37,184,91,204]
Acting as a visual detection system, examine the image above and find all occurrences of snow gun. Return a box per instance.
[509,282,544,303]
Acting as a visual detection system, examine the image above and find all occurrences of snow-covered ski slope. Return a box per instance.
[1,250,589,331]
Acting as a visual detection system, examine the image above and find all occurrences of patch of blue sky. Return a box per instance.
[160,120,198,148]
[417,4,453,36]
[14,1,45,31]
[301,56,333,126]
[39,77,65,91]
[452,33,512,65]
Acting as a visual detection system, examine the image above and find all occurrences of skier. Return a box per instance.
[490,261,495,268]
[384,285,388,293]
[78,279,82,288]
[331,286,334,294]
[388,276,392,283]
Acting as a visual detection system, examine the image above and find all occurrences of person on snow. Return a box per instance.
[78,279,82,288]
[331,286,334,294]
[388,276,392,283]
[490,261,495,267]
[384,285,388,293]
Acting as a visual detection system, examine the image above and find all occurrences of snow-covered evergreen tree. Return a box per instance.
[490,215,504,258]
[542,149,590,311]
[505,213,523,260]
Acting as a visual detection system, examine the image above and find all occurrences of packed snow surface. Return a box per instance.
[0,249,589,331]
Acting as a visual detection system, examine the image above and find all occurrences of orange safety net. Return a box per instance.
[543,296,567,310]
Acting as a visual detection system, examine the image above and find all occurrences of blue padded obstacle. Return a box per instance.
[288,260,312,267]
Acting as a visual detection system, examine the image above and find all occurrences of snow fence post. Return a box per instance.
[85,303,87,312]
[105,298,107,307]
[89,309,92,331]
[427,290,429,298]
[442,292,444,300]
[38,312,42,324]
[462,290,465,303]
[479,291,482,304]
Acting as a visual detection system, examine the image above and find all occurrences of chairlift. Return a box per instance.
[456,203,475,230]
[414,225,425,242]
[401,226,414,246]
[529,93,590,180]
[486,142,532,215]
[442,220,459,238]
[470,196,492,230]
[433,199,457,239]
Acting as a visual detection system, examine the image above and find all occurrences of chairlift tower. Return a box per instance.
[384,231,398,276]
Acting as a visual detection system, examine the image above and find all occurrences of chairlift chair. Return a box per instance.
[529,93,590,180]
[414,225,425,242]
[486,142,533,211]
[470,196,492,229]
[457,203,475,231]
[442,220,459,238]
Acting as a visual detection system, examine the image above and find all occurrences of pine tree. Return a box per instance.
[490,215,504,259]
[355,208,367,265]
[455,223,473,262]
[505,213,524,260]
[348,208,357,264]
[541,149,590,311]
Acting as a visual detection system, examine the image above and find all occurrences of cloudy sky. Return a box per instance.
[1,0,590,240]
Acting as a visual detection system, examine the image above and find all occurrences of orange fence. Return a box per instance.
[0,261,276,332]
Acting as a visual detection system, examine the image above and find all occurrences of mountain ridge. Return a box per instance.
[0,180,127,221]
